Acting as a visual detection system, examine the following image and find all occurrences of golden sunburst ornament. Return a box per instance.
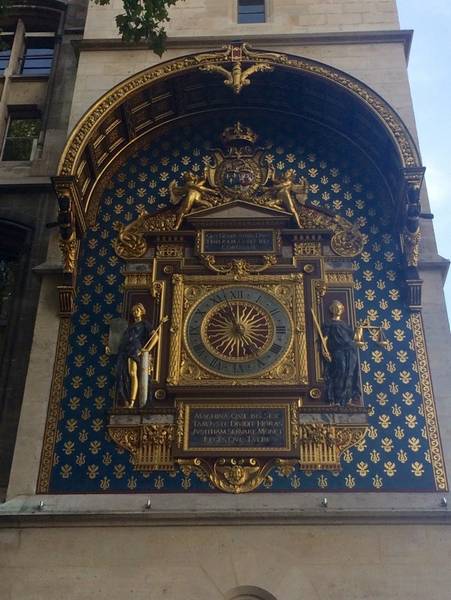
[202,300,273,361]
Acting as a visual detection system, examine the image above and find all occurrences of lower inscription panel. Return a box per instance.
[176,400,297,457]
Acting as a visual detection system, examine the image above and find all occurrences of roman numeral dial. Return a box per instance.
[184,286,293,378]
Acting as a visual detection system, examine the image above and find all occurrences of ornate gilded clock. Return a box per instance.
[185,285,292,378]
[167,274,308,386]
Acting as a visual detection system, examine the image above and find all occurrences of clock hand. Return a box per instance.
[221,292,262,358]
[240,333,260,356]
[222,291,238,327]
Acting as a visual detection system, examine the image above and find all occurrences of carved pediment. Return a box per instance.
[186,200,292,227]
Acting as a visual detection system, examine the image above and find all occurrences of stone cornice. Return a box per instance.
[1,493,449,527]
[1,509,450,528]
[74,29,413,61]
[0,176,53,189]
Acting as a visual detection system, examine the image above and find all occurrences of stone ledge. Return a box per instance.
[74,29,413,61]
[1,493,450,527]
[0,177,53,189]
[1,508,451,528]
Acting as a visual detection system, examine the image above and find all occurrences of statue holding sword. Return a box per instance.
[107,304,168,408]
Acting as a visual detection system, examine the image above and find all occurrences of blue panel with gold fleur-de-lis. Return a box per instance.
[44,115,446,493]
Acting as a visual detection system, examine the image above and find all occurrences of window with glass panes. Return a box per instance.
[2,115,41,161]
[0,35,13,74]
[238,0,265,23]
[21,36,54,75]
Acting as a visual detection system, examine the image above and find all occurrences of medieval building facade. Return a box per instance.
[1,1,450,599]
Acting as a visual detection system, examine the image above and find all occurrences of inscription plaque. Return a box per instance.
[202,230,275,254]
[177,402,296,456]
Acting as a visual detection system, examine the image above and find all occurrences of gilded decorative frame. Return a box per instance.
[167,272,308,386]
[177,400,296,455]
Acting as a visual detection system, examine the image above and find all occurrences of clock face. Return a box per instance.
[185,286,293,378]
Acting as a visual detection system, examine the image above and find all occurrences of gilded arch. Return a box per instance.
[54,44,423,221]
[53,43,426,310]
[58,44,421,176]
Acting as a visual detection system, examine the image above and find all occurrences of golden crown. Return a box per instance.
[221,122,258,145]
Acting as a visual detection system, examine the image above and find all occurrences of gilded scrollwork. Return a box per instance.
[36,318,72,493]
[156,244,184,258]
[108,424,175,471]
[167,274,184,385]
[290,404,300,447]
[176,402,185,449]
[59,230,78,274]
[334,426,368,454]
[178,457,275,494]
[294,242,322,256]
[113,208,177,259]
[330,216,364,257]
[403,228,421,268]
[299,423,368,472]
[109,426,140,454]
[201,254,277,276]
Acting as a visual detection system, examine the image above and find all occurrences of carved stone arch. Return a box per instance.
[54,44,422,226]
[53,44,425,308]
[225,586,279,600]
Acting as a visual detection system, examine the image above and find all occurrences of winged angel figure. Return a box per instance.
[263,169,309,228]
[169,171,219,229]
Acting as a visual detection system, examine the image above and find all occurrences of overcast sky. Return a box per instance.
[396,0,451,321]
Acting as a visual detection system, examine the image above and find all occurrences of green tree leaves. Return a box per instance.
[0,0,183,56]
[93,0,184,56]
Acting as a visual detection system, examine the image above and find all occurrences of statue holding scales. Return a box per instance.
[311,301,361,407]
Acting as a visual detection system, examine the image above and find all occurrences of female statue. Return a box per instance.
[115,303,153,409]
[322,300,361,407]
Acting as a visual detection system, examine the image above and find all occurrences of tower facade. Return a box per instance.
[1,2,450,599]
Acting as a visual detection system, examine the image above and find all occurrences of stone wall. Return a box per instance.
[1,520,450,600]
[84,0,400,40]
[0,0,88,498]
